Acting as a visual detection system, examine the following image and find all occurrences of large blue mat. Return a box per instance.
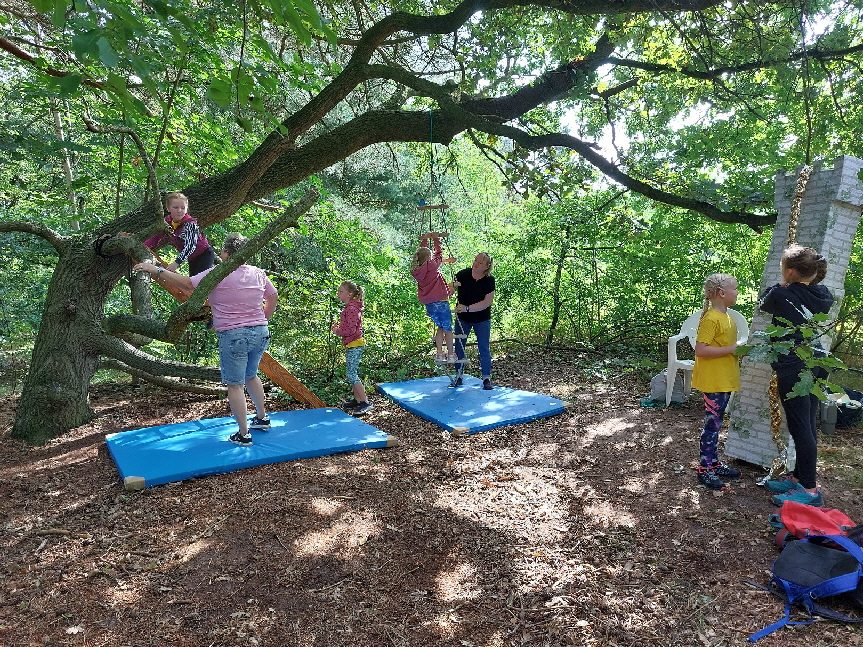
[105,408,396,489]
[377,375,566,435]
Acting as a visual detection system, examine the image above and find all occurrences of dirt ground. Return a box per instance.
[2,349,863,647]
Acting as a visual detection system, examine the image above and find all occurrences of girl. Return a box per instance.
[331,281,372,416]
[691,273,742,490]
[760,245,833,507]
[144,192,215,275]
[411,232,455,362]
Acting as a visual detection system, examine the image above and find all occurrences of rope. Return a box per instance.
[766,165,812,480]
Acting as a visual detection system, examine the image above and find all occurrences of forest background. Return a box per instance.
[2,0,863,440]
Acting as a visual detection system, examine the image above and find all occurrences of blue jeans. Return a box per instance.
[345,346,364,385]
[217,325,270,385]
[424,301,453,331]
[454,317,492,378]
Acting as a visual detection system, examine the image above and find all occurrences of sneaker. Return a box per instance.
[766,474,803,493]
[711,461,741,479]
[229,432,253,446]
[483,378,493,390]
[249,415,271,430]
[772,488,823,507]
[697,466,727,491]
[353,401,373,416]
[435,353,447,363]
[447,354,458,363]
[342,398,359,410]
[448,376,463,388]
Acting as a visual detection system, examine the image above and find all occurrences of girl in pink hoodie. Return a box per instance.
[410,232,455,362]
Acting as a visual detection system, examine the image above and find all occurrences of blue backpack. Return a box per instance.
[749,534,863,641]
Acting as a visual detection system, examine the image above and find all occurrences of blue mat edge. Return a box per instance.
[105,435,393,488]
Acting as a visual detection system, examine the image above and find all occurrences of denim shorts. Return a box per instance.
[425,300,453,331]
[217,325,270,385]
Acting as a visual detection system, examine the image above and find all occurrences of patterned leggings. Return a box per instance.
[700,392,731,466]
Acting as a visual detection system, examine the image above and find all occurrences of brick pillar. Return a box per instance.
[725,155,863,467]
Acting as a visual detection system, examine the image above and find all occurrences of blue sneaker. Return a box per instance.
[766,475,803,493]
[772,488,823,507]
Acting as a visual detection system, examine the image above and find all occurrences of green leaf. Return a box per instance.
[97,37,119,68]
[27,0,54,12]
[71,31,101,61]
[206,79,233,107]
[235,116,254,133]
[788,370,814,398]
[52,73,84,96]
[51,0,66,28]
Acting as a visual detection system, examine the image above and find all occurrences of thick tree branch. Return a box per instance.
[97,335,222,382]
[0,221,68,254]
[100,358,226,395]
[0,36,105,90]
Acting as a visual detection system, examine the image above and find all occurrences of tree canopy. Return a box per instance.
[3,0,863,442]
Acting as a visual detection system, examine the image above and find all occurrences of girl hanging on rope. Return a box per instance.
[760,245,833,507]
[411,232,457,363]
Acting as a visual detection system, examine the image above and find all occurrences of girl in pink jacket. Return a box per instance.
[410,232,455,362]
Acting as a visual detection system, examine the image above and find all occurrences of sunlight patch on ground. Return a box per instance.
[620,471,661,494]
[584,500,635,528]
[176,538,211,563]
[434,561,481,602]
[582,416,636,441]
[309,497,346,517]
[0,444,98,478]
[294,512,381,557]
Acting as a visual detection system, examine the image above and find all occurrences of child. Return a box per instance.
[759,245,833,507]
[144,192,215,275]
[691,273,742,490]
[410,232,455,362]
[331,281,372,416]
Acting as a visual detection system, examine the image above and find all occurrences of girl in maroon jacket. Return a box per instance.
[331,281,372,415]
[411,232,455,363]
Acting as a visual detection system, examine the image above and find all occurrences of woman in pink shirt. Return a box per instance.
[411,232,455,362]
[133,233,277,446]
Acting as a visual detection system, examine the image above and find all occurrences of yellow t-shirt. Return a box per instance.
[691,308,740,393]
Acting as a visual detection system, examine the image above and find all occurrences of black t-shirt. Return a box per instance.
[455,268,495,323]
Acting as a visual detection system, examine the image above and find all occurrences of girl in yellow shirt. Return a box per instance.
[691,273,742,490]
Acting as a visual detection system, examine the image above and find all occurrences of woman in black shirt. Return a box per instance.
[453,252,495,389]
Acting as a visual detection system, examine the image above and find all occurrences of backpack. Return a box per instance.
[748,535,863,641]
[767,500,856,550]
[648,370,685,404]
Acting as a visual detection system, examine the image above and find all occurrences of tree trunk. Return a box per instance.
[12,240,130,443]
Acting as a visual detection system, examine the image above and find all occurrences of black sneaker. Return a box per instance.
[353,401,373,416]
[697,466,727,491]
[342,398,359,410]
[448,376,463,388]
[229,432,253,446]
[483,378,493,390]
[249,416,271,430]
[711,461,740,479]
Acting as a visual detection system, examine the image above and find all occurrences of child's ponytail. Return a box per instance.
[341,280,364,301]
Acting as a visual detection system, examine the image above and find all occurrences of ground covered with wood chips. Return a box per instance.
[2,348,863,647]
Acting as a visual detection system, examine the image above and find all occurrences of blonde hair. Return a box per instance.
[782,244,828,285]
[340,280,364,301]
[477,252,494,277]
[411,246,431,271]
[165,192,188,208]
[702,273,736,312]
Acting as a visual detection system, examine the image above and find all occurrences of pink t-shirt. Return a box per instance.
[190,265,277,332]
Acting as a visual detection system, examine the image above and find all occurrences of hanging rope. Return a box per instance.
[766,165,812,480]
[417,109,457,279]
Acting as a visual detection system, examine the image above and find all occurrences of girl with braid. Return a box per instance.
[691,273,742,491]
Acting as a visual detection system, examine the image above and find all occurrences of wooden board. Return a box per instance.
[258,352,327,408]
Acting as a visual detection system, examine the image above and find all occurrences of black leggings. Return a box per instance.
[777,366,826,490]
[188,247,215,276]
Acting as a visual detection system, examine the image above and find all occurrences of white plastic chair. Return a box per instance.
[666,308,749,405]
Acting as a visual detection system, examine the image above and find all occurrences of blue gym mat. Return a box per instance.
[377,375,566,435]
[105,408,396,489]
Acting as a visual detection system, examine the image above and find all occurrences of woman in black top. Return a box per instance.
[453,252,495,389]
